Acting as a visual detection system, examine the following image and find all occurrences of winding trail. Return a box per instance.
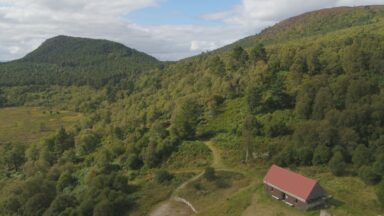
[204,141,224,169]
[149,140,254,216]
[149,140,228,216]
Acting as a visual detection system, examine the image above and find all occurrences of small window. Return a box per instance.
[295,199,298,203]
[270,187,274,191]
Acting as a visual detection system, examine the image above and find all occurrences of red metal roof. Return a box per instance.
[263,165,317,201]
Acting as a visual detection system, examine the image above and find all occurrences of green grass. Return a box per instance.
[211,134,243,167]
[0,107,82,144]
[178,170,251,216]
[193,94,382,215]
[129,172,195,216]
[300,166,382,216]
[244,183,309,216]
[198,97,247,135]
[196,98,248,167]
[172,162,382,216]
[163,141,212,170]
[199,187,254,216]
[242,166,382,216]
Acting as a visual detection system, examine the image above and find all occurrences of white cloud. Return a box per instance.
[8,46,20,54]
[190,40,234,52]
[202,0,382,27]
[0,0,382,61]
[336,0,384,6]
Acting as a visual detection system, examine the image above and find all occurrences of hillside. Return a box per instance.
[220,5,384,50]
[0,5,384,216]
[0,36,160,87]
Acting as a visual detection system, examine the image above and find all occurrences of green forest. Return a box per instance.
[0,5,384,216]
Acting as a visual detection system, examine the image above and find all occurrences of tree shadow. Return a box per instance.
[321,197,345,210]
[307,197,345,213]
[196,129,227,140]
[196,130,217,140]
[128,184,141,193]
[327,197,345,208]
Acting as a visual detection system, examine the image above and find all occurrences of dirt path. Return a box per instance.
[204,141,225,169]
[149,169,202,216]
[173,171,204,197]
[205,141,247,175]
[241,192,259,216]
[149,140,246,216]
[149,141,215,216]
[149,199,194,216]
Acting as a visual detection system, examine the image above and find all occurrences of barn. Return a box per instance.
[263,165,327,210]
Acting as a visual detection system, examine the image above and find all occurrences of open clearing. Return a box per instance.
[149,140,249,216]
[148,139,383,216]
[0,107,82,144]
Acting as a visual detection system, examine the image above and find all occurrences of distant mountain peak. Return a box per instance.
[0,35,160,86]
[22,35,158,65]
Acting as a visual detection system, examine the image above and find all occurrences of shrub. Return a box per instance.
[215,178,230,188]
[44,194,77,216]
[377,182,384,208]
[24,193,52,216]
[352,145,370,168]
[93,200,114,216]
[126,154,143,170]
[358,165,381,185]
[56,171,77,192]
[203,167,216,181]
[193,183,203,191]
[312,145,331,165]
[155,170,174,184]
[75,130,100,156]
[328,152,346,176]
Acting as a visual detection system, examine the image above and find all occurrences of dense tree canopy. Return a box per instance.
[1,6,384,215]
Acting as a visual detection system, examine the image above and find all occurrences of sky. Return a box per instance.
[0,0,383,61]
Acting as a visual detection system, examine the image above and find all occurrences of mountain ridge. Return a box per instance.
[219,5,384,51]
[1,5,384,67]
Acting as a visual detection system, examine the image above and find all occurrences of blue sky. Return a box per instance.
[0,0,383,61]
[128,0,239,26]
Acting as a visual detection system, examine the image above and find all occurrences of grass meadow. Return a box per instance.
[0,107,82,144]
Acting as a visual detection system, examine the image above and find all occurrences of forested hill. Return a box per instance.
[0,36,160,87]
[0,5,384,216]
[23,36,158,65]
[220,5,384,51]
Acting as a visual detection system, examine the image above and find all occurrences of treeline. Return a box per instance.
[0,61,158,88]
